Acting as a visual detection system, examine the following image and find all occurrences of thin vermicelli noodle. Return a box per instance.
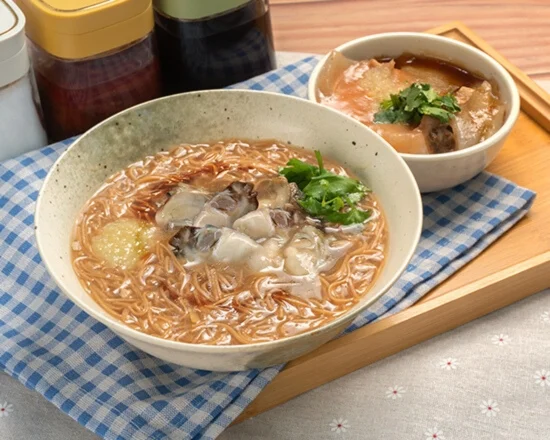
[72,140,387,345]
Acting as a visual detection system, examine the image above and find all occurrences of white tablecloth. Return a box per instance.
[1,53,548,440]
[221,288,550,440]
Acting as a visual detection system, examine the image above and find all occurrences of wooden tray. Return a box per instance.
[232,22,550,425]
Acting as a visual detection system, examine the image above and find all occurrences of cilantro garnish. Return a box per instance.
[374,83,461,125]
[279,151,371,225]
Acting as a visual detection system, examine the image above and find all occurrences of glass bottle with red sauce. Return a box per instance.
[15,0,162,142]
[153,0,276,94]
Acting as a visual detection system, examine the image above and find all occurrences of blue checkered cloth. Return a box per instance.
[0,56,536,440]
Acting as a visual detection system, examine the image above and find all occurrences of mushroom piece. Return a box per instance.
[255,176,291,209]
[269,209,292,228]
[155,184,210,229]
[194,181,258,228]
[170,225,262,265]
[169,225,222,261]
[233,208,275,239]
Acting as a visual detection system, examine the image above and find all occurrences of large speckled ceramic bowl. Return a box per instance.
[35,90,422,372]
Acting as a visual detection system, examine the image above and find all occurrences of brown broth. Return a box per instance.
[71,140,387,345]
[381,54,483,88]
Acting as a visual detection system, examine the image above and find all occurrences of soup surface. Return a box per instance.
[72,140,386,345]
[317,52,505,155]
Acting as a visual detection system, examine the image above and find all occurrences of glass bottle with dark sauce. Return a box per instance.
[154,0,276,94]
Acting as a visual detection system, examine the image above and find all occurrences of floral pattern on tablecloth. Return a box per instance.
[220,288,550,440]
[0,402,13,417]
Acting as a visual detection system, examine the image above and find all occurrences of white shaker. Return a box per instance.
[0,0,47,162]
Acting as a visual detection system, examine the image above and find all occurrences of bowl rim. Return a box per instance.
[307,32,521,162]
[35,89,423,355]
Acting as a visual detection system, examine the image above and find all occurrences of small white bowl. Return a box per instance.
[35,90,422,372]
[308,32,520,193]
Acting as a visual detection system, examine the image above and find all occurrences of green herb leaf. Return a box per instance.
[323,207,372,225]
[373,109,395,123]
[279,158,318,190]
[280,151,371,225]
[303,173,366,201]
[373,83,461,125]
[346,192,366,204]
[297,197,324,216]
[437,94,461,113]
[315,150,324,171]
[419,105,453,122]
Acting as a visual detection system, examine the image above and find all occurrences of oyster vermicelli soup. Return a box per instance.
[72,140,387,345]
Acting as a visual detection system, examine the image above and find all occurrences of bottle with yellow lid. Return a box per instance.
[154,0,276,94]
[15,0,162,141]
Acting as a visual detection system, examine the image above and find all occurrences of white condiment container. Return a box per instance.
[0,0,46,162]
